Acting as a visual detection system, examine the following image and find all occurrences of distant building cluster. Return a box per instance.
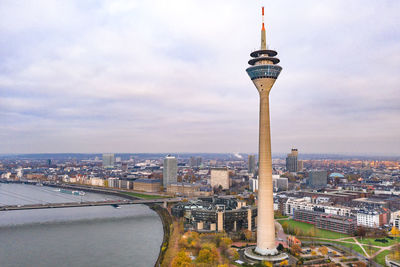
[1,151,400,238]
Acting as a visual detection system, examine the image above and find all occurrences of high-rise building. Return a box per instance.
[102,153,115,168]
[210,167,230,190]
[297,160,304,171]
[308,170,328,188]
[163,155,177,188]
[286,148,298,172]
[244,7,287,261]
[189,156,202,168]
[248,155,256,175]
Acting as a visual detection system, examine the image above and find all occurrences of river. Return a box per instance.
[0,183,163,267]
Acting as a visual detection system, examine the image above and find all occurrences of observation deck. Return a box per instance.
[246,49,282,80]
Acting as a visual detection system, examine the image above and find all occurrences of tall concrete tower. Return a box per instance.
[246,7,282,256]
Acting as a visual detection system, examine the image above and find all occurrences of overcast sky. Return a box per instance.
[0,0,399,155]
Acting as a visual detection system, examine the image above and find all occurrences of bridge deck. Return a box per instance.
[0,198,179,211]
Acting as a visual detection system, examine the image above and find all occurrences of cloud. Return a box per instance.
[0,0,399,155]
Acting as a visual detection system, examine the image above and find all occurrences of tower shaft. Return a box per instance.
[254,81,278,256]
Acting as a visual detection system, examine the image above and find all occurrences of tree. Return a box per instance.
[230,249,239,260]
[171,249,192,267]
[355,226,366,238]
[391,244,400,260]
[262,261,273,267]
[243,229,253,241]
[196,247,218,265]
[280,260,289,266]
[318,246,328,255]
[291,244,301,255]
[281,221,289,234]
[390,226,400,237]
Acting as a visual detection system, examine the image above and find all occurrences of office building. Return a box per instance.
[189,156,202,168]
[308,170,328,188]
[163,155,177,188]
[133,179,161,193]
[294,209,357,235]
[211,167,229,190]
[102,153,115,168]
[167,183,212,197]
[272,176,288,192]
[171,197,257,233]
[286,149,298,172]
[248,155,256,175]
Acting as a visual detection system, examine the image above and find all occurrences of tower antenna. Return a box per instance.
[261,7,266,50]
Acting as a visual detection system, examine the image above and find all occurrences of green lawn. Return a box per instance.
[280,219,350,239]
[358,237,400,247]
[122,191,167,199]
[364,245,380,256]
[374,250,391,266]
[330,241,366,256]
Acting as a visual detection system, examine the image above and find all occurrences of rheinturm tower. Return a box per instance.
[246,7,282,257]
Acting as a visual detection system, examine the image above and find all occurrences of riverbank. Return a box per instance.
[149,204,172,267]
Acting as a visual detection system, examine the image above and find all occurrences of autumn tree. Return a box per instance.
[291,244,302,255]
[196,245,218,265]
[318,246,328,255]
[355,226,366,238]
[262,261,273,267]
[171,249,192,267]
[280,260,289,266]
[390,226,400,237]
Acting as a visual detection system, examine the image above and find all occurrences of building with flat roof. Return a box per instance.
[167,182,212,197]
[171,197,256,233]
[211,167,229,190]
[294,209,357,235]
[308,170,328,188]
[102,153,115,168]
[133,179,161,193]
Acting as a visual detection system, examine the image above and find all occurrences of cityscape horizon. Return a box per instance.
[1,1,399,266]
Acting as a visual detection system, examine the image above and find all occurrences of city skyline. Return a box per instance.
[1,1,399,155]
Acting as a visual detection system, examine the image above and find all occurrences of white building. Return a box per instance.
[211,168,229,190]
[357,209,387,228]
[272,175,288,192]
[394,217,400,229]
[108,178,120,188]
[90,177,105,187]
[249,178,258,192]
[102,153,115,168]
[285,197,353,217]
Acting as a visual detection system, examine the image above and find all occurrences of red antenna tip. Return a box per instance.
[262,6,264,16]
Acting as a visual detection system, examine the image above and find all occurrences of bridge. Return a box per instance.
[0,198,181,211]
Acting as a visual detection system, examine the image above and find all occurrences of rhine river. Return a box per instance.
[0,183,163,267]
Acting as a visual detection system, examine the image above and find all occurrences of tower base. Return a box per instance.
[244,246,288,262]
[255,246,279,256]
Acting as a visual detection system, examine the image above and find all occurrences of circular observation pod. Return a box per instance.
[248,57,280,65]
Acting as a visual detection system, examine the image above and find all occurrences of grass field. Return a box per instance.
[280,219,350,239]
[374,250,391,266]
[329,240,366,256]
[358,237,400,247]
[364,245,380,256]
[122,191,167,199]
